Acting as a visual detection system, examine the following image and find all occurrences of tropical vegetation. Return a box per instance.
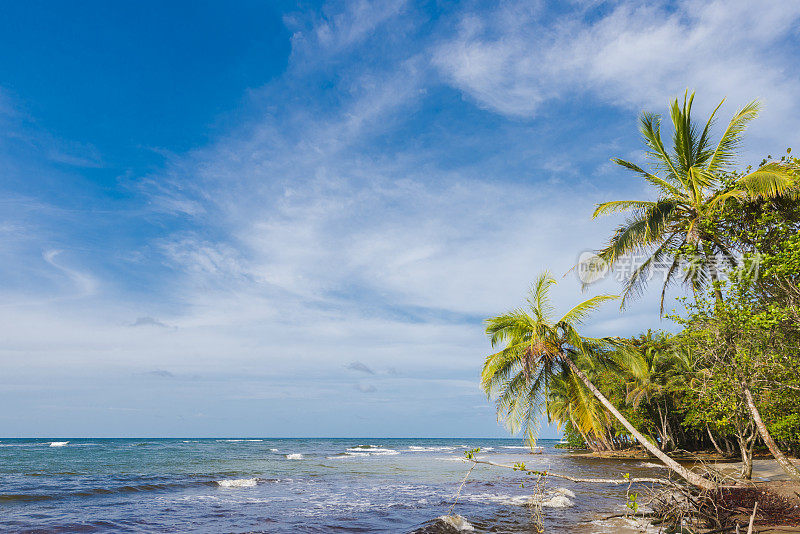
[482,92,800,489]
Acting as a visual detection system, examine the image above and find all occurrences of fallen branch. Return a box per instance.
[746,501,757,534]
[463,457,683,487]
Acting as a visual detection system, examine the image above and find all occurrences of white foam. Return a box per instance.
[217,439,263,442]
[555,487,576,498]
[464,491,575,508]
[216,478,257,488]
[49,441,69,447]
[326,449,400,459]
[501,446,530,449]
[346,447,397,453]
[285,453,303,460]
[408,445,457,452]
[437,514,475,531]
[541,494,574,508]
[270,448,279,452]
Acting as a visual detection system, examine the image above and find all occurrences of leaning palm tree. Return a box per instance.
[482,272,716,490]
[589,92,799,311]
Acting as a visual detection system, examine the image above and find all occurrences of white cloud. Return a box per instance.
[3,0,772,436]
[432,0,800,150]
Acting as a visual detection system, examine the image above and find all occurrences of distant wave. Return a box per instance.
[0,493,54,502]
[216,439,263,442]
[270,448,279,452]
[500,445,544,452]
[49,442,69,447]
[345,447,397,454]
[327,448,399,459]
[216,478,258,488]
[407,445,457,452]
[1,481,195,502]
[285,453,303,460]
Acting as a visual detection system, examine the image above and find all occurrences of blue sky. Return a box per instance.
[1,0,799,438]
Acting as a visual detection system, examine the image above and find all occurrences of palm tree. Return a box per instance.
[589,92,798,311]
[613,331,684,452]
[481,272,716,490]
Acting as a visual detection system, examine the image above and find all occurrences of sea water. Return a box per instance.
[0,438,665,532]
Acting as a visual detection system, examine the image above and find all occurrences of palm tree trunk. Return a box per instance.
[743,386,800,481]
[562,355,716,490]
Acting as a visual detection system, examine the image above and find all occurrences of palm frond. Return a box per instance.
[559,294,618,326]
[617,231,682,310]
[596,200,677,265]
[593,199,657,218]
[611,159,684,197]
[481,343,528,394]
[639,112,681,181]
[485,311,533,348]
[528,271,556,323]
[707,100,760,173]
[670,91,700,176]
[737,162,799,199]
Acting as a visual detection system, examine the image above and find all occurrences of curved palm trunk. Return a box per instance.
[743,386,800,481]
[562,355,716,490]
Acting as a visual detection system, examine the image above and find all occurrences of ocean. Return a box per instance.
[0,438,665,532]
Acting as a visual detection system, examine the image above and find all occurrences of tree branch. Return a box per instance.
[463,457,682,487]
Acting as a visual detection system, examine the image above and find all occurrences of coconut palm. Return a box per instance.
[482,272,716,490]
[590,92,799,311]
[613,331,683,451]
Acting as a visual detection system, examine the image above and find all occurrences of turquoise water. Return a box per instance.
[0,438,664,532]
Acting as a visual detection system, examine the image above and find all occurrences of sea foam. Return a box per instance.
[437,514,475,531]
[48,442,68,447]
[216,478,257,488]
[327,448,399,459]
[285,453,303,460]
[464,490,575,508]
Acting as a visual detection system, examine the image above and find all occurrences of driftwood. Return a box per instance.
[463,457,682,487]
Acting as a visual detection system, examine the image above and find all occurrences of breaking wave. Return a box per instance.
[436,514,475,531]
[216,478,258,488]
[462,488,575,508]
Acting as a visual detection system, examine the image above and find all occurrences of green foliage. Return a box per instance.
[463,448,481,460]
[626,492,639,514]
[483,93,800,471]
